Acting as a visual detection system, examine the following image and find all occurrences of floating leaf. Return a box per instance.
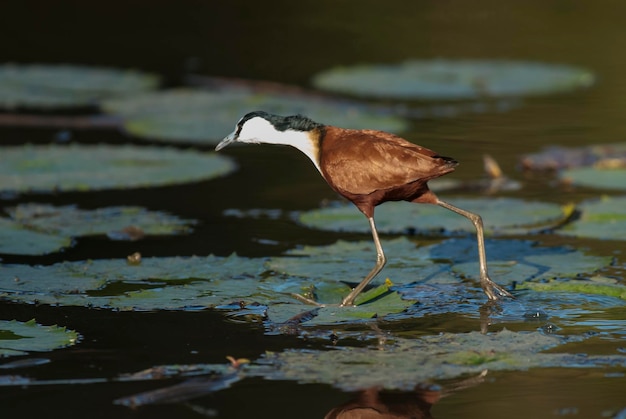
[312,60,594,100]
[520,143,626,171]
[0,254,270,310]
[266,281,413,326]
[0,235,614,323]
[266,238,457,292]
[0,144,235,193]
[298,198,568,236]
[436,238,612,285]
[255,330,624,391]
[0,319,79,357]
[102,88,408,144]
[0,218,72,255]
[557,195,626,240]
[0,204,196,255]
[0,63,159,110]
[0,253,413,324]
[8,203,195,238]
[560,166,626,191]
[516,276,626,300]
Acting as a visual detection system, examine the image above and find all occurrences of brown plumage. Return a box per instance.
[319,127,457,218]
[216,112,513,306]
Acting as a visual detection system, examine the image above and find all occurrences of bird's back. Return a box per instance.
[319,127,458,197]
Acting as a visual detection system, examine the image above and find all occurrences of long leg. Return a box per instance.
[341,217,387,306]
[436,199,513,300]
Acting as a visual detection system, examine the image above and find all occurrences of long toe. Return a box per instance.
[482,276,514,300]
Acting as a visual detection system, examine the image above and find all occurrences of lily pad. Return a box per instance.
[298,198,568,236]
[0,319,79,357]
[0,217,72,256]
[265,281,414,327]
[435,238,612,285]
[0,237,612,322]
[0,63,159,110]
[0,144,235,193]
[516,276,626,300]
[267,237,456,289]
[520,143,626,171]
[560,166,626,191]
[0,252,414,324]
[0,204,196,255]
[311,59,594,100]
[7,203,195,239]
[557,195,626,240]
[102,88,408,144]
[255,330,624,391]
[0,254,268,310]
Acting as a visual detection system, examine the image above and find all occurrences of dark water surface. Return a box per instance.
[2,1,626,418]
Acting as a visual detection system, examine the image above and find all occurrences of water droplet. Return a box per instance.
[523,309,548,320]
[540,323,560,334]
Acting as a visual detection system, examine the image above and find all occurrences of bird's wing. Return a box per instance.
[321,129,455,195]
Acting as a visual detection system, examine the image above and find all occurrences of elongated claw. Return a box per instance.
[482,276,514,300]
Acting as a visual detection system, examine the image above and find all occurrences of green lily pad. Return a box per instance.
[255,330,624,391]
[0,204,196,255]
[265,282,413,327]
[0,63,159,110]
[0,252,413,324]
[0,254,268,310]
[0,217,72,255]
[8,203,195,239]
[0,319,79,357]
[560,166,626,191]
[557,195,626,240]
[436,238,612,285]
[516,276,626,300]
[0,144,235,193]
[298,198,568,236]
[311,59,594,100]
[267,238,456,290]
[102,88,408,144]
[0,236,613,322]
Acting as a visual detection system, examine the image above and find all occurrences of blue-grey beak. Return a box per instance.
[215,131,236,151]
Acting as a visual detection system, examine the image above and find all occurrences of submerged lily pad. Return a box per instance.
[557,195,626,240]
[312,60,594,100]
[0,144,234,193]
[102,88,408,144]
[560,166,626,191]
[0,319,79,357]
[298,198,568,236]
[0,63,159,110]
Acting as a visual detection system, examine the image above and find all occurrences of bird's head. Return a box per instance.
[215,111,323,151]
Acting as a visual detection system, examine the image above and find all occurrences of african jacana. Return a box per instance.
[216,111,513,306]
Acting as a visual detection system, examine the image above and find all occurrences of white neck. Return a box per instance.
[280,130,322,174]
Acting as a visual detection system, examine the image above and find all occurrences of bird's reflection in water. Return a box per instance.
[325,371,487,419]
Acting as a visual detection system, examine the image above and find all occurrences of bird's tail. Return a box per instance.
[435,155,459,169]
